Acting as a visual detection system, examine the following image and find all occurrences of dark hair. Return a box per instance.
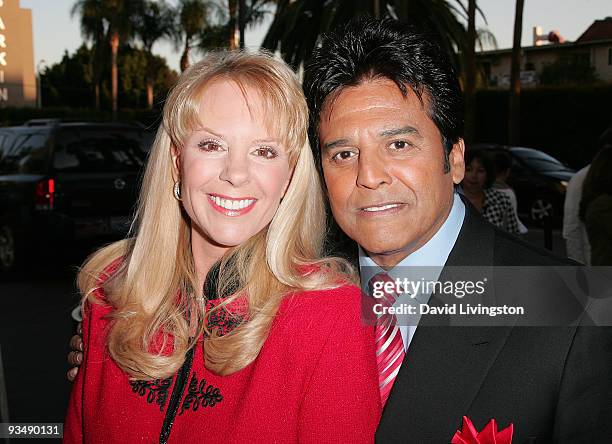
[465,149,495,188]
[493,151,512,176]
[303,16,464,173]
[579,146,612,221]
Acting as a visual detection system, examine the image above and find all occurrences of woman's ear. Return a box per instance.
[171,145,181,181]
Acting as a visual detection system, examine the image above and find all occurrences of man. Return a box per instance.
[563,127,612,264]
[303,17,611,443]
[68,17,612,443]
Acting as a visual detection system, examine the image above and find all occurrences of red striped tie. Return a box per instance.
[369,272,406,406]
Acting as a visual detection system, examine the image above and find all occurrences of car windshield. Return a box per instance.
[511,148,571,173]
[0,129,51,174]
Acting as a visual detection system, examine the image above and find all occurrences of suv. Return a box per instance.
[0,120,152,274]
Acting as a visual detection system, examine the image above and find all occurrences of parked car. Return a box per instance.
[472,144,575,225]
[0,119,152,274]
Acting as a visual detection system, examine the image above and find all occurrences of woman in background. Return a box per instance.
[580,147,612,265]
[63,51,380,443]
[462,149,521,235]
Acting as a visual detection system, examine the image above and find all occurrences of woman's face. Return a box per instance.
[175,79,292,255]
[463,158,487,192]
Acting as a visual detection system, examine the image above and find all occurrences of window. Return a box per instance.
[53,128,148,173]
[0,131,50,174]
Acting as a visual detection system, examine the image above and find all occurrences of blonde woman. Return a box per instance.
[63,51,380,443]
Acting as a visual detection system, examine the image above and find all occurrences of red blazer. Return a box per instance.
[64,274,381,443]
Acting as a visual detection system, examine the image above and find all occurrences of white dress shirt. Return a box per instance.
[563,166,591,264]
[359,193,465,351]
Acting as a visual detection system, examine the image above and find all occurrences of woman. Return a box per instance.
[462,149,521,235]
[491,151,528,234]
[64,51,380,443]
[580,146,612,265]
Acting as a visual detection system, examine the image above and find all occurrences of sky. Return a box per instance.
[17,0,612,73]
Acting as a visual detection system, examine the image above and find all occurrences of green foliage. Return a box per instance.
[262,0,476,70]
[40,45,178,109]
[539,56,599,86]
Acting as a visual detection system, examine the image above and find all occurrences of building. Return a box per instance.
[0,0,36,107]
[478,17,612,88]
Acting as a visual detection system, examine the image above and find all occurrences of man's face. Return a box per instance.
[318,78,465,268]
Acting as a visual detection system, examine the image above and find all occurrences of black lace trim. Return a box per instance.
[179,371,224,415]
[130,377,173,411]
[207,308,244,337]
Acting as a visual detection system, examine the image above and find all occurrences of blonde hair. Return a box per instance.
[78,51,355,379]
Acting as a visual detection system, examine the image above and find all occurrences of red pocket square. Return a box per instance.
[451,416,513,444]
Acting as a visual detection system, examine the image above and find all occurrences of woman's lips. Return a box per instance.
[207,194,257,217]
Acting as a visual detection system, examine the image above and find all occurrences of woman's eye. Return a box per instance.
[390,140,411,150]
[198,140,224,152]
[254,147,278,159]
[331,150,356,162]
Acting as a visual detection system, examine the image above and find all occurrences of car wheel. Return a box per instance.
[0,224,16,273]
[529,197,554,223]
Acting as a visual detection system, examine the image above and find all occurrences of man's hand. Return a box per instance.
[67,322,83,382]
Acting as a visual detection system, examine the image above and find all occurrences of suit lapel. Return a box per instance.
[376,202,514,442]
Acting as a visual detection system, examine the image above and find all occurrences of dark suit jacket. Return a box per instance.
[335,202,612,443]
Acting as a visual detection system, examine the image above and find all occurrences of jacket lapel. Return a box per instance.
[376,201,514,442]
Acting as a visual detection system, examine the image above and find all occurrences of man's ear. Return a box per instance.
[171,145,181,181]
[449,139,465,184]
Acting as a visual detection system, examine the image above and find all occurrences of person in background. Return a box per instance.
[63,51,380,443]
[564,127,612,264]
[461,149,520,235]
[492,151,528,234]
[580,146,612,265]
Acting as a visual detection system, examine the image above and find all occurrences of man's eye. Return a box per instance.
[253,147,278,159]
[198,140,224,152]
[390,140,411,150]
[331,151,356,162]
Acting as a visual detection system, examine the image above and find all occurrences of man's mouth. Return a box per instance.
[359,202,406,214]
[361,203,402,212]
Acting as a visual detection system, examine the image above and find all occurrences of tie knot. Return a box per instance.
[368,272,397,305]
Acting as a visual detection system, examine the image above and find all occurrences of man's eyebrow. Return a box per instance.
[379,126,422,138]
[322,138,351,151]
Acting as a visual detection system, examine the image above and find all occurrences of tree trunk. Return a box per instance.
[146,83,154,109]
[238,0,246,49]
[110,31,119,120]
[180,39,190,72]
[94,83,100,110]
[228,0,238,49]
[508,0,525,145]
[464,0,477,145]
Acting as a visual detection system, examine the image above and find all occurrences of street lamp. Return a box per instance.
[36,59,46,109]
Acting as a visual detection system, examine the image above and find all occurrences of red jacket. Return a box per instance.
[64,277,381,443]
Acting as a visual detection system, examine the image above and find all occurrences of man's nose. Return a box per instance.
[356,149,392,189]
[219,151,250,187]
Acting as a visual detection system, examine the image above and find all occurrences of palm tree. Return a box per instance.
[71,0,105,109]
[464,0,477,144]
[262,0,474,71]
[171,0,215,72]
[72,0,139,118]
[508,0,525,145]
[134,0,173,108]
